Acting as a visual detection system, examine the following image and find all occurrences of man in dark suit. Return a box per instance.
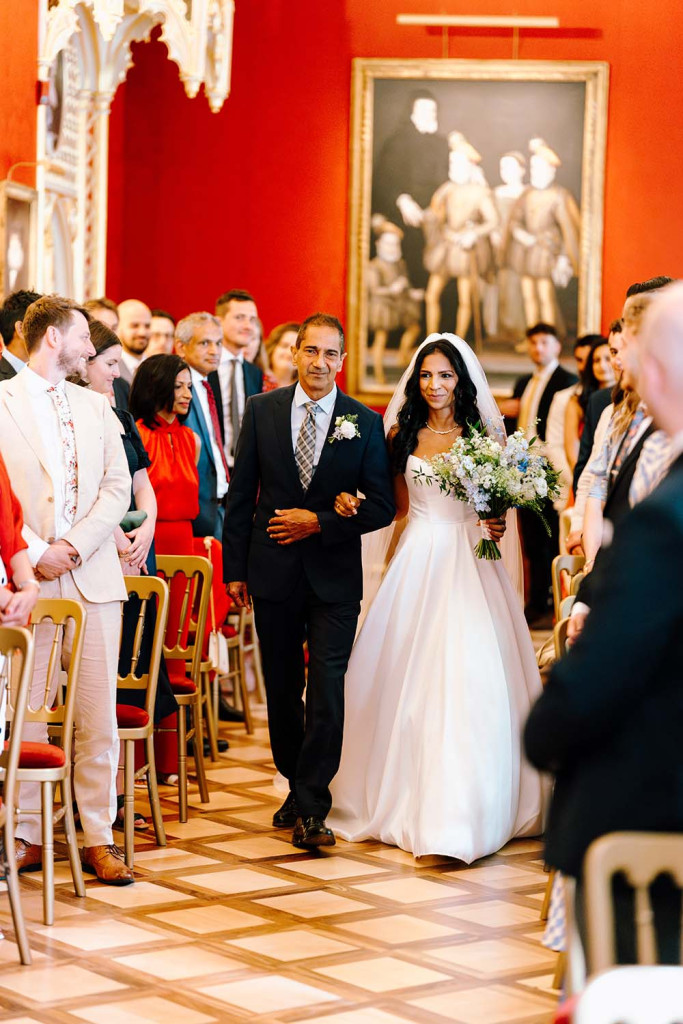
[0,289,41,380]
[175,311,229,540]
[524,282,683,963]
[214,289,263,471]
[502,322,577,623]
[223,313,395,848]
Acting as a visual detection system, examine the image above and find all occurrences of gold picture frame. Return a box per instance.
[347,59,609,402]
[0,180,38,302]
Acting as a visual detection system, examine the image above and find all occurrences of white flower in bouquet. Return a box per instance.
[413,423,561,560]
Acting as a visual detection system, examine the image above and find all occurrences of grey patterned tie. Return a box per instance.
[295,401,319,490]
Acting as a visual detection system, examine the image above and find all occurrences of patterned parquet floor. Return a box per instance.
[0,702,559,1024]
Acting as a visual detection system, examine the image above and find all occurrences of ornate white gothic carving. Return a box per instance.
[36,0,234,297]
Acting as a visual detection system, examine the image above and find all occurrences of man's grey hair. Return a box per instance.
[175,311,221,346]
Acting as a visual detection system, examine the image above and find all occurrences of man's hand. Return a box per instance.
[567,607,588,647]
[396,193,424,228]
[267,509,321,546]
[35,540,80,581]
[228,581,251,610]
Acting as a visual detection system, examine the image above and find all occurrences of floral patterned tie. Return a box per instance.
[47,385,78,523]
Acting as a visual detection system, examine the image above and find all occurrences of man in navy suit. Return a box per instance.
[223,314,395,848]
[525,282,683,962]
[213,289,263,471]
[175,312,229,539]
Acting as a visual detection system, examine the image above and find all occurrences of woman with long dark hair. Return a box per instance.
[328,335,545,861]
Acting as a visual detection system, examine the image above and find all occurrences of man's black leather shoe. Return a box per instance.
[218,697,245,723]
[292,816,335,848]
[272,792,299,828]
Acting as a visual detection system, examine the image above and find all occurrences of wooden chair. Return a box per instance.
[584,832,683,972]
[571,570,586,596]
[116,575,170,868]
[553,617,570,661]
[156,555,211,822]
[0,625,35,964]
[559,594,576,619]
[572,965,683,1024]
[223,608,254,736]
[9,599,86,926]
[552,554,586,620]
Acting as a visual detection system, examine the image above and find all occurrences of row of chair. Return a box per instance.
[0,553,265,964]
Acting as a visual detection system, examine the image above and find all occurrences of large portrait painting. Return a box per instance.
[347,59,609,401]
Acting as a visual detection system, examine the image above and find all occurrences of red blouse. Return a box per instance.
[0,451,27,578]
[136,416,199,522]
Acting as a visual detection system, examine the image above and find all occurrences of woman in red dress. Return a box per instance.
[129,355,201,781]
[129,354,200,557]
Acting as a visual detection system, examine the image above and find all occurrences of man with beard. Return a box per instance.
[0,295,132,885]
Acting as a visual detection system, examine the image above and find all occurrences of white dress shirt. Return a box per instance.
[120,349,143,380]
[189,367,228,498]
[2,349,26,374]
[291,383,337,471]
[518,358,559,440]
[19,368,72,565]
[217,347,245,467]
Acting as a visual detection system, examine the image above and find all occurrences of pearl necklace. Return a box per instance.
[425,423,459,435]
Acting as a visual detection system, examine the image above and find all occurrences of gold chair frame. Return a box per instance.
[551,554,586,621]
[0,625,35,964]
[156,555,211,822]
[117,575,170,868]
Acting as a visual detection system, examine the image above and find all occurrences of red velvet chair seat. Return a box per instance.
[4,741,67,770]
[221,624,238,639]
[170,678,197,695]
[116,704,150,729]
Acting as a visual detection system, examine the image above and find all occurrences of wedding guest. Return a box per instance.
[572,320,624,494]
[117,299,152,384]
[80,320,178,826]
[214,289,263,468]
[545,335,595,511]
[524,282,683,964]
[147,309,176,358]
[265,322,300,388]
[245,319,278,391]
[0,295,133,884]
[174,312,229,539]
[499,322,577,624]
[83,297,119,333]
[129,354,199,557]
[0,289,41,381]
[562,335,613,476]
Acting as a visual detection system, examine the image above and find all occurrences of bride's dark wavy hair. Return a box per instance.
[391,340,480,475]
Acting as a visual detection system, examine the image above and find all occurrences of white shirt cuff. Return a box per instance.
[26,536,49,567]
[570,600,590,619]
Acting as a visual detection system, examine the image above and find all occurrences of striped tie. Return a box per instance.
[295,401,319,490]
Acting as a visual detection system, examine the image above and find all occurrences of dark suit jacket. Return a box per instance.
[223,384,396,603]
[0,356,18,381]
[510,365,578,440]
[573,387,613,490]
[208,359,261,441]
[113,377,130,413]
[182,382,225,537]
[524,454,683,877]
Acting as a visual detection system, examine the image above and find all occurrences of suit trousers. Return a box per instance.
[16,573,121,848]
[254,576,360,819]
[519,500,559,614]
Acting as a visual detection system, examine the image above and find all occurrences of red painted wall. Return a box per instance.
[107,0,683,335]
[0,0,38,185]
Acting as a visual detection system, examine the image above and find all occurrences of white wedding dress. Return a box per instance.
[328,454,546,862]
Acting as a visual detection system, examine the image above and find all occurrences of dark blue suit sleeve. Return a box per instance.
[222,397,260,582]
[524,496,682,773]
[317,413,395,544]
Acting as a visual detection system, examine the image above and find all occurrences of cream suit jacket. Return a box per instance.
[0,374,130,603]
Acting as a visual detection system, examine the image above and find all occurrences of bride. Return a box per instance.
[327,334,545,862]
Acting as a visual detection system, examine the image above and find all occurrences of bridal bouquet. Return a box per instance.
[414,425,561,560]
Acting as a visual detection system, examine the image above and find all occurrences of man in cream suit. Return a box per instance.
[0,295,133,885]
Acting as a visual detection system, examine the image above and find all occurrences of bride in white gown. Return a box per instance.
[328,334,545,862]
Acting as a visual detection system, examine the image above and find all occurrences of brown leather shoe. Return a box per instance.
[15,838,43,874]
[81,844,134,886]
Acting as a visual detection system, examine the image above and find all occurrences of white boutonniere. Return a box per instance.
[329,413,360,444]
